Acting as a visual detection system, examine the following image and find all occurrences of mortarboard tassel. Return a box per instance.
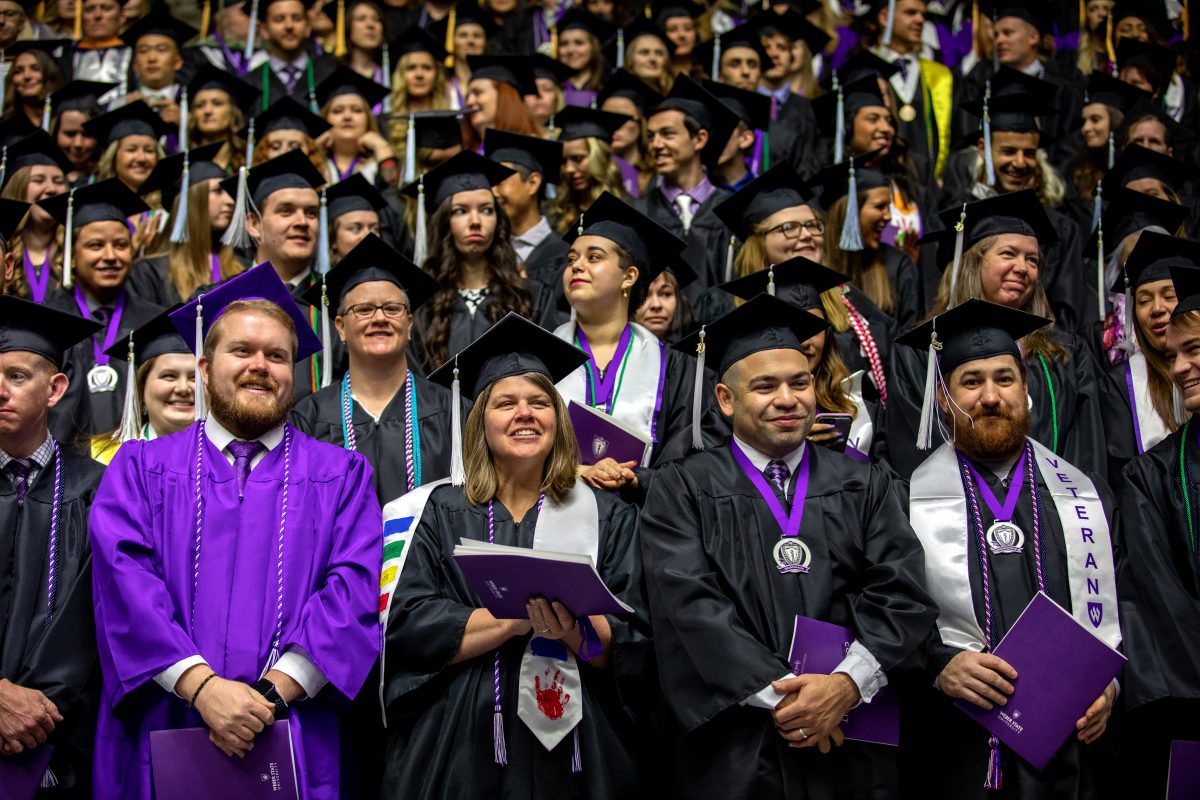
[991,11,1000,70]
[833,77,845,162]
[170,152,191,244]
[381,44,392,115]
[320,276,333,388]
[444,6,457,68]
[194,295,208,420]
[1105,12,1116,64]
[767,264,776,296]
[404,114,417,184]
[971,0,980,59]
[691,325,706,451]
[1122,274,1136,354]
[0,147,7,191]
[245,0,260,67]
[948,203,967,302]
[244,117,256,167]
[1106,132,1115,169]
[200,0,212,39]
[39,768,57,788]
[414,177,428,266]
[73,0,82,40]
[316,188,331,275]
[334,0,347,57]
[982,81,996,187]
[1174,383,1186,426]
[915,328,942,450]
[616,28,625,65]
[40,95,51,132]
[882,0,897,46]
[222,165,252,249]
[62,188,74,288]
[710,33,721,79]
[838,161,863,252]
[115,333,144,442]
[450,359,465,485]
[724,235,736,282]
[0,71,6,130]
[178,89,189,151]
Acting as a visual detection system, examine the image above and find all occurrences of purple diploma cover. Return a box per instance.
[568,401,650,467]
[453,542,634,619]
[1168,740,1200,799]
[0,745,53,800]
[150,719,298,799]
[955,592,1126,770]
[789,615,900,746]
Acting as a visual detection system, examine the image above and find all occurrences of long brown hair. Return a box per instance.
[813,328,856,417]
[463,371,579,505]
[822,193,897,316]
[1,167,66,297]
[3,49,63,122]
[166,182,241,301]
[1135,291,1182,433]
[416,196,532,367]
[551,137,626,235]
[930,235,1068,362]
[1069,106,1123,201]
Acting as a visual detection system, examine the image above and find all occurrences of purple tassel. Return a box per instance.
[984,735,1003,789]
[576,617,601,662]
[493,709,508,765]
[571,727,582,773]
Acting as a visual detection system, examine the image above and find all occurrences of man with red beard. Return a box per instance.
[902,299,1121,799]
[88,263,381,800]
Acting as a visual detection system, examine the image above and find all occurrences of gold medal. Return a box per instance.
[898,104,917,123]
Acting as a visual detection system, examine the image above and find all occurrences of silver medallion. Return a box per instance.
[773,537,812,574]
[986,521,1025,554]
[87,363,119,394]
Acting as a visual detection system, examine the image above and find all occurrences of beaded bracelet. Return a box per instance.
[188,672,218,710]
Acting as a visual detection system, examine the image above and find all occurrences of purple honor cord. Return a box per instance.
[23,248,52,303]
[729,440,810,538]
[72,285,126,366]
[963,448,1028,523]
[575,324,633,414]
[1124,361,1145,455]
[210,253,222,284]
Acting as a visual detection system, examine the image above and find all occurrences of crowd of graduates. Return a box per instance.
[1,0,1200,796]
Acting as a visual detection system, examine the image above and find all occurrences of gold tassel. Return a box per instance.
[1183,0,1190,41]
[550,24,557,58]
[1105,12,1116,63]
[200,0,211,39]
[444,6,456,68]
[73,0,82,41]
[334,0,347,57]
[1078,0,1085,37]
[971,0,980,57]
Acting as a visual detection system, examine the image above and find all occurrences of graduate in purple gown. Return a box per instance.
[88,263,382,800]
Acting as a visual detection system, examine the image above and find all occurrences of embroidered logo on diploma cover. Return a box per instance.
[591,436,609,460]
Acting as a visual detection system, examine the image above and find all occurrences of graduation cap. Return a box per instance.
[0,198,29,243]
[597,69,664,109]
[979,0,1050,33]
[1085,70,1151,116]
[564,191,687,286]
[314,65,391,110]
[484,129,563,185]
[300,232,439,313]
[37,177,149,287]
[558,7,616,43]
[426,311,588,483]
[218,149,325,251]
[1115,97,1193,151]
[1102,143,1196,196]
[0,294,102,371]
[714,163,817,241]
[609,18,674,66]
[389,24,449,62]
[701,79,771,133]
[811,75,890,160]
[820,50,900,91]
[693,22,771,80]
[529,54,575,85]
[323,172,388,223]
[245,94,332,143]
[1117,231,1200,302]
[0,115,37,153]
[554,105,632,143]
[958,68,1058,184]
[747,9,830,54]
[139,142,227,243]
[188,62,261,112]
[0,130,73,190]
[467,55,536,97]
[896,297,1051,449]
[1114,38,1177,95]
[718,257,848,311]
[82,100,174,147]
[652,75,739,169]
[46,80,116,119]
[810,151,888,251]
[102,305,192,442]
[1109,1,1172,41]
[1169,263,1200,319]
[1094,186,1186,263]
[651,0,704,25]
[400,149,513,266]
[119,7,199,46]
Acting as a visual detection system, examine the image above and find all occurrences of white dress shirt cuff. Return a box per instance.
[272,648,328,699]
[154,656,208,696]
[739,673,794,710]
[833,640,886,705]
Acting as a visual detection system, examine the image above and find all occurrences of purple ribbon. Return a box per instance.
[335,157,361,181]
[72,285,125,366]
[213,31,247,76]
[211,253,222,284]
[576,324,633,414]
[23,248,52,303]
[730,440,810,538]
[962,448,1028,523]
[1124,361,1145,456]
[650,339,666,444]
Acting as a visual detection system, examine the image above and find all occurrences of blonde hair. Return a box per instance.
[463,372,579,505]
[822,193,897,317]
[387,52,452,149]
[551,137,626,235]
[95,138,167,189]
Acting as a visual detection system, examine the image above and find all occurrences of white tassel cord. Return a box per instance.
[724,235,736,282]
[404,113,417,185]
[194,296,208,420]
[982,101,996,186]
[245,0,259,65]
[0,146,7,191]
[833,79,845,163]
[221,166,252,249]
[41,95,50,132]
[178,89,189,151]
[616,29,625,65]
[882,0,897,46]
[244,117,256,167]
[838,162,863,251]
[691,326,706,451]
[381,44,392,115]
[1096,215,1107,324]
[413,178,428,266]
[767,264,776,296]
[170,153,191,244]
[114,334,144,442]
[62,188,75,288]
[450,361,465,485]
[316,188,331,275]
[915,334,942,451]
[948,203,967,303]
[320,277,332,389]
[710,33,721,79]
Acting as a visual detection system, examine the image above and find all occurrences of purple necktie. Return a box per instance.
[7,459,31,504]
[93,306,112,328]
[764,459,790,501]
[896,57,911,81]
[228,440,263,500]
[281,64,300,93]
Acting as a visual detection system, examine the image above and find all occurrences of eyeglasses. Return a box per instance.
[764,219,824,239]
[343,302,410,319]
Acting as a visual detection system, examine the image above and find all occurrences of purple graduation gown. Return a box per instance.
[88,423,382,800]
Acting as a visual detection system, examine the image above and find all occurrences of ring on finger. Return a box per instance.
[798,728,807,740]
[539,626,551,633]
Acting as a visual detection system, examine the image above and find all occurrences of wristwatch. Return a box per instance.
[250,678,289,718]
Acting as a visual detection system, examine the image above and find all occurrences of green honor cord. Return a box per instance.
[1181,417,1196,552]
[1037,353,1058,454]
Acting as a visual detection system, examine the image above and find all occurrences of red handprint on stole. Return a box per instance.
[534,668,571,720]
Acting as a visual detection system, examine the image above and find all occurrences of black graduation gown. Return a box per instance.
[900,457,1117,800]
[381,485,654,799]
[288,371,463,506]
[887,75,939,188]
[634,186,733,297]
[45,289,165,437]
[0,447,104,796]
[772,95,823,180]
[126,255,179,308]
[48,347,96,458]
[881,245,920,332]
[835,286,897,406]
[240,54,340,109]
[523,233,570,327]
[1096,360,1175,488]
[884,331,1107,480]
[1112,427,1200,797]
[640,443,936,799]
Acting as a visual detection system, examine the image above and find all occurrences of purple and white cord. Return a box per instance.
[43,441,63,629]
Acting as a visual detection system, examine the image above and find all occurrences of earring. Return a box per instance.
[622,286,630,300]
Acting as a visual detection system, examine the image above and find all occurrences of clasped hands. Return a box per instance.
[176,666,302,759]
[0,678,62,756]
[770,672,859,754]
[578,459,638,492]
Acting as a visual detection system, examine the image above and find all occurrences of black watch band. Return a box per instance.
[250,678,289,718]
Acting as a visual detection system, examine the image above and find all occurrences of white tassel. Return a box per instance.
[39,768,58,788]
[404,113,417,185]
[413,177,428,266]
[838,162,863,251]
[194,295,208,420]
[40,95,51,132]
[1107,132,1115,169]
[882,0,897,46]
[245,117,256,167]
[767,264,776,296]
[0,146,7,190]
[1173,384,1186,426]
[178,89,189,151]
[833,78,845,163]
[724,235,736,282]
[221,166,252,249]
[691,326,706,451]
[982,82,995,187]
[316,188,331,275]
[948,203,967,303]
[571,726,582,773]
[381,44,392,115]
[1090,179,1102,234]
[115,333,143,442]
[245,0,259,66]
[915,334,941,450]
[616,28,625,65]
[170,153,191,244]
[1122,290,1136,355]
[450,360,465,485]
[710,33,721,78]
[493,709,507,765]
[320,277,332,388]
[62,188,74,288]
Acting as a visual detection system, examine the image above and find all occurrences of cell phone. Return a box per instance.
[813,412,853,453]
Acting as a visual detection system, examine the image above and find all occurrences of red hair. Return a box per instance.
[463,80,544,151]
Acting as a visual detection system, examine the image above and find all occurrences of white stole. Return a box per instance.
[1127,353,1171,454]
[908,440,1121,652]
[553,321,665,468]
[841,370,874,457]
